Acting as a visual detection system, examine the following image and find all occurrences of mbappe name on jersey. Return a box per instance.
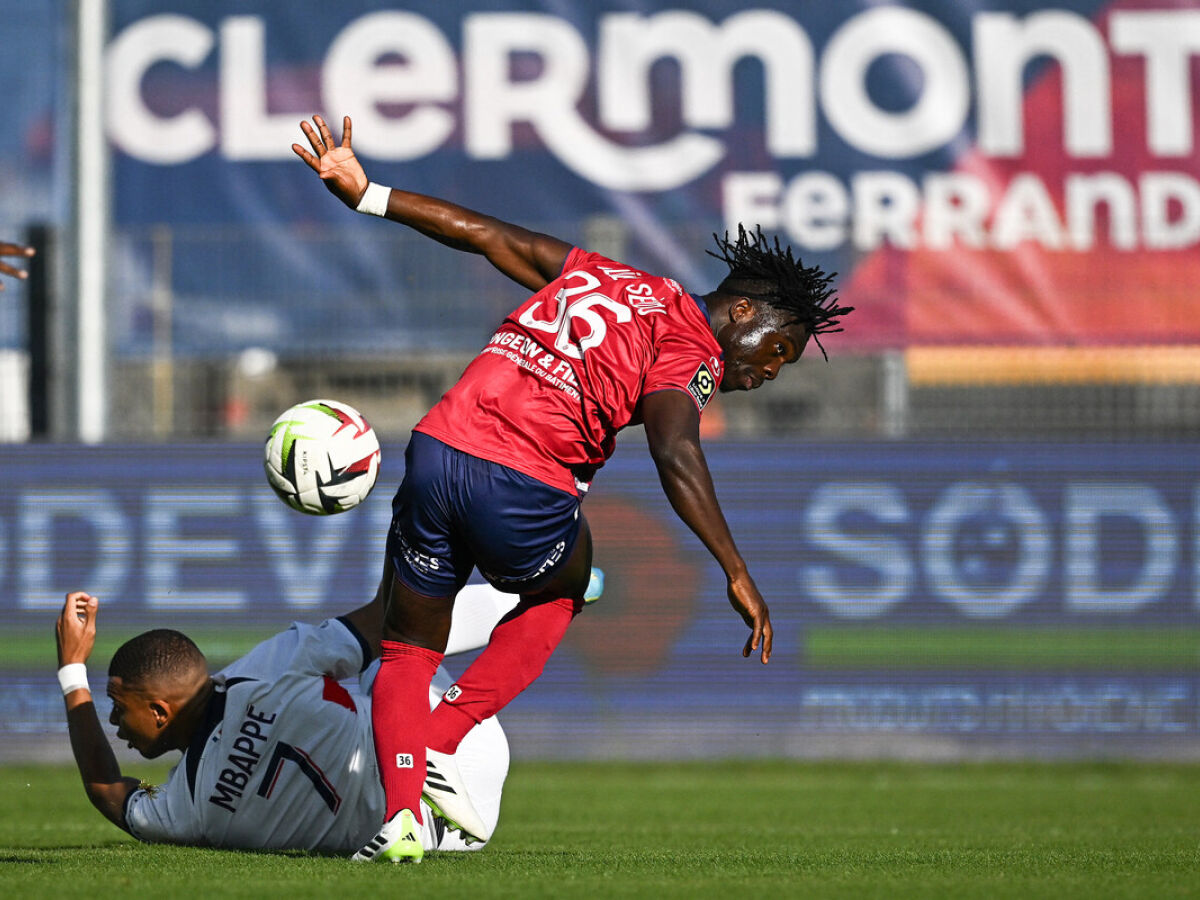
[207,705,278,813]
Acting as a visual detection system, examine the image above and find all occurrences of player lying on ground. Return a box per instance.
[294,114,852,862]
[0,240,34,287]
[54,561,600,856]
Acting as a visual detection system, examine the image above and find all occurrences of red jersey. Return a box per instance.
[415,248,723,495]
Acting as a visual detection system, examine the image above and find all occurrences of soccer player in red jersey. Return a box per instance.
[293,115,852,863]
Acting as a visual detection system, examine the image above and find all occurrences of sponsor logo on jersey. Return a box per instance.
[397,529,442,574]
[688,362,717,409]
[532,540,567,579]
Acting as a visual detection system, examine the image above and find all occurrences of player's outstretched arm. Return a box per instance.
[641,391,773,663]
[292,114,570,292]
[0,241,34,288]
[55,592,140,832]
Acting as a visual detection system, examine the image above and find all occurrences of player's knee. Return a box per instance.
[383,578,455,648]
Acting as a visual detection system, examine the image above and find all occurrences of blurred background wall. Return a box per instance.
[1,0,1198,761]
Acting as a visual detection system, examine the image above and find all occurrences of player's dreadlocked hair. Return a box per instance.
[109,629,207,687]
[708,225,853,360]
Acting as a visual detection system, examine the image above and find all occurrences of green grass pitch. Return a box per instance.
[1,761,1197,898]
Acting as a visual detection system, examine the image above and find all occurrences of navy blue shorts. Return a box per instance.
[386,432,582,597]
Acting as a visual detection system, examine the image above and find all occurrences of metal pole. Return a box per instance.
[25,224,52,439]
[151,225,174,437]
[881,350,909,439]
[72,0,110,443]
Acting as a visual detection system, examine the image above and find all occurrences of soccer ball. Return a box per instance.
[264,399,381,515]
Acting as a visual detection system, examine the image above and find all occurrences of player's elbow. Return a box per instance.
[648,436,704,492]
[83,780,136,833]
[648,438,683,473]
[647,421,701,469]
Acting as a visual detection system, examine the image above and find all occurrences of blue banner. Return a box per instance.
[3,440,1198,751]
[98,0,1200,352]
[13,1,1200,357]
[5,440,1199,622]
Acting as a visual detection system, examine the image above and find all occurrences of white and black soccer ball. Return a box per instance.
[264,399,381,515]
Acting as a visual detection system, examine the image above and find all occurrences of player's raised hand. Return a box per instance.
[0,241,34,289]
[727,572,773,664]
[292,114,369,209]
[56,591,99,667]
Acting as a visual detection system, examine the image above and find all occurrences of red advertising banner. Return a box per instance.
[843,1,1200,349]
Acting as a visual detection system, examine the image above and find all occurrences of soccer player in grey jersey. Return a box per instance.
[53,561,554,854]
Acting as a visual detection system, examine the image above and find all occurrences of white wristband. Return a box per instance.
[355,182,391,217]
[58,663,89,696]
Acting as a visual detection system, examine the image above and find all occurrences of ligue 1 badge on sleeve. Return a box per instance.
[688,362,716,409]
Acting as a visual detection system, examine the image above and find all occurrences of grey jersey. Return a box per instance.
[124,615,508,852]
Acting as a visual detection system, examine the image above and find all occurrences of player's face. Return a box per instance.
[107,677,171,758]
[718,304,808,392]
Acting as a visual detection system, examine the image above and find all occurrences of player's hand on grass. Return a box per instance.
[56,591,98,667]
[0,241,34,288]
[727,571,772,664]
[292,115,370,210]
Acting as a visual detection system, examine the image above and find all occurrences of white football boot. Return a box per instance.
[352,808,424,864]
[423,748,492,844]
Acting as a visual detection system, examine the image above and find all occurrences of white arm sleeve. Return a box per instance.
[444,584,520,657]
[125,768,202,845]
